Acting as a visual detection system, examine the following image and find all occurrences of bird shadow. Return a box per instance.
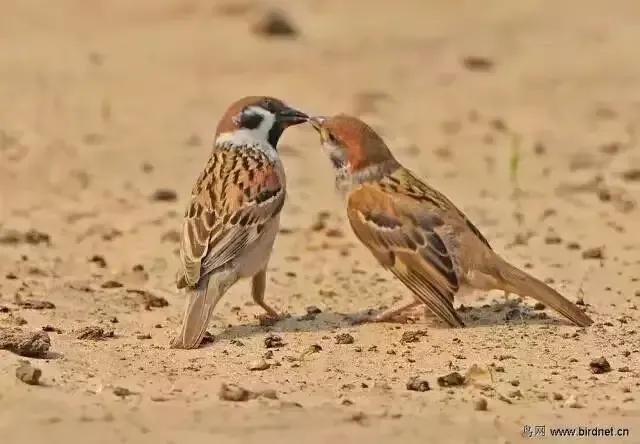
[206,300,574,345]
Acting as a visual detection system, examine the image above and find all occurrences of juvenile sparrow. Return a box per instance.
[171,96,307,349]
[309,114,593,328]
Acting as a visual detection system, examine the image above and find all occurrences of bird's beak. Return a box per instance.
[309,116,327,141]
[278,106,309,126]
[309,116,327,132]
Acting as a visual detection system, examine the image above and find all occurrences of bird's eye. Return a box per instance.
[263,99,275,112]
[328,133,338,144]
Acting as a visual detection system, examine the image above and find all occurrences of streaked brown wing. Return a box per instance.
[178,149,284,288]
[401,170,492,249]
[347,184,464,327]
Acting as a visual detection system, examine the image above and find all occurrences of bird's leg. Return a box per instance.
[373,300,422,322]
[252,268,280,320]
[352,299,421,324]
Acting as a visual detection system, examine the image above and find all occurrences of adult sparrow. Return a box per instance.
[309,114,593,328]
[171,96,307,349]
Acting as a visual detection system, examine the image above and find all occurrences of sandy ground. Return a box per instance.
[1,1,640,443]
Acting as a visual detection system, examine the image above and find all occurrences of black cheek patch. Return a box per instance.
[240,112,263,130]
[268,124,284,148]
[330,152,345,169]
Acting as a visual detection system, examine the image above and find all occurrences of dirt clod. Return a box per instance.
[89,255,107,268]
[0,328,51,357]
[42,325,62,333]
[101,280,123,289]
[76,326,114,340]
[335,333,355,344]
[325,228,344,238]
[219,383,250,402]
[544,235,562,245]
[264,334,284,348]
[400,330,427,344]
[406,377,430,392]
[16,360,42,385]
[582,247,604,259]
[113,387,133,398]
[15,298,55,310]
[462,56,494,71]
[126,289,169,310]
[0,229,50,246]
[621,168,640,182]
[589,357,611,374]
[473,398,488,411]
[150,188,178,202]
[437,372,465,387]
[201,331,215,345]
[252,10,298,38]
[248,359,270,371]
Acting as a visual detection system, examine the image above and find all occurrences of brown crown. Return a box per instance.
[322,114,395,170]
[215,96,286,136]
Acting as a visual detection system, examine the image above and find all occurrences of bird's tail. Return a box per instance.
[171,270,238,349]
[493,257,593,327]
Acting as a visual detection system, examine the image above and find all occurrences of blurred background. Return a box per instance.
[2,1,638,229]
[1,1,639,442]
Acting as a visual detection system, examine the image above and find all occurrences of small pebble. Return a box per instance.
[305,306,322,315]
[582,247,604,260]
[113,387,133,398]
[101,280,123,289]
[150,188,178,202]
[264,334,284,348]
[589,357,611,374]
[437,372,465,387]
[406,376,430,392]
[219,383,249,402]
[76,326,114,340]
[15,361,41,385]
[248,359,270,371]
[252,10,298,38]
[400,330,427,344]
[335,333,354,344]
[473,398,488,411]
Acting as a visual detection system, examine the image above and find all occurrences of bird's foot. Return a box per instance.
[256,312,281,327]
[349,310,417,325]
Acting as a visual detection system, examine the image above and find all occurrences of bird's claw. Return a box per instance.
[256,312,281,327]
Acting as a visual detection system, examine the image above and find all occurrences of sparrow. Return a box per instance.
[309,114,593,328]
[171,96,308,349]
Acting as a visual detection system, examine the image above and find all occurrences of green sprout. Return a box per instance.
[509,133,522,193]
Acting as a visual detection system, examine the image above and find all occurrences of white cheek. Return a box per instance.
[216,107,277,148]
[321,140,348,170]
[254,109,275,138]
[321,140,338,155]
[236,107,275,141]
